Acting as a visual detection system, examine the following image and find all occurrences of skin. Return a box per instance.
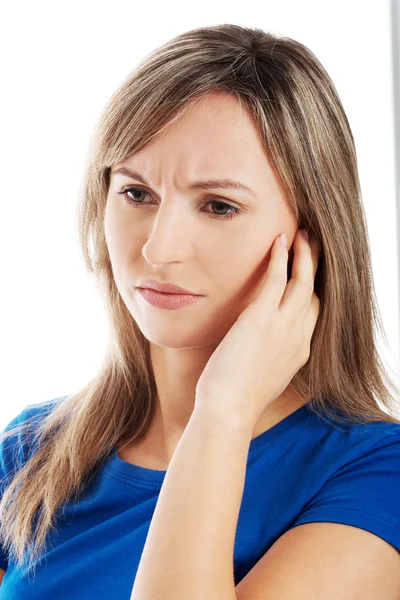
[104,90,306,469]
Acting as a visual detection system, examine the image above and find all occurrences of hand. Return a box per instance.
[195,229,322,427]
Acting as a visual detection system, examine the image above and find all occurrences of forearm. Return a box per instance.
[130,404,254,600]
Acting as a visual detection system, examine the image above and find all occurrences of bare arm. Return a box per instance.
[130,404,254,600]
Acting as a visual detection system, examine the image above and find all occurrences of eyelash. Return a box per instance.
[117,186,242,221]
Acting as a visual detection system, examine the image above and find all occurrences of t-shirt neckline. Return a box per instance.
[105,402,313,485]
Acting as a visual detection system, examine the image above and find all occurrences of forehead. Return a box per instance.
[111,94,277,198]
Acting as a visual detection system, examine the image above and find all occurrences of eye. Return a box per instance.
[117,186,243,221]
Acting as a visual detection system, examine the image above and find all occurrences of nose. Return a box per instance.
[141,201,195,265]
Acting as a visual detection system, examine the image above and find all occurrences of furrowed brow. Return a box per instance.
[110,167,258,199]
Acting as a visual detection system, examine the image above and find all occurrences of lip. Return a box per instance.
[137,288,203,310]
[136,279,201,295]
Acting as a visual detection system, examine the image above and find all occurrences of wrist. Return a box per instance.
[192,398,255,438]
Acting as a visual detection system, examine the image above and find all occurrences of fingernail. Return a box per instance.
[280,233,287,248]
[301,229,309,242]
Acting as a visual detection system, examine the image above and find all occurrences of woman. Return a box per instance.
[1,23,400,599]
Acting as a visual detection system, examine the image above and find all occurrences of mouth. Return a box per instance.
[137,288,193,295]
[136,287,204,309]
[136,280,202,296]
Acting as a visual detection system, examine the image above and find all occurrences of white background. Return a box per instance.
[1,0,399,429]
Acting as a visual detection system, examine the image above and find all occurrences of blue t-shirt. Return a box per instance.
[1,396,400,599]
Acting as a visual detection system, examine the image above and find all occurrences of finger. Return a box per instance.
[250,233,289,313]
[304,292,321,349]
[281,229,320,314]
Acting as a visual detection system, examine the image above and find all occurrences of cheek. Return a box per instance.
[104,200,118,249]
[104,203,131,259]
[233,245,275,305]
[213,245,272,309]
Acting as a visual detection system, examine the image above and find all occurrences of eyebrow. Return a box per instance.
[110,167,258,199]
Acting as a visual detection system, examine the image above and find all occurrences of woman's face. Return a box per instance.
[104,91,298,348]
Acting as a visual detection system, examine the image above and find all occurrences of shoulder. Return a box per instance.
[286,420,400,552]
[304,405,400,465]
[236,418,400,599]
[1,395,67,431]
[0,395,68,484]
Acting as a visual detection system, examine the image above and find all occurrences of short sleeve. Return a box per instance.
[0,406,36,569]
[287,431,400,553]
[0,400,63,570]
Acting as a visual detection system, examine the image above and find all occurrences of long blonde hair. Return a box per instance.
[1,23,399,576]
